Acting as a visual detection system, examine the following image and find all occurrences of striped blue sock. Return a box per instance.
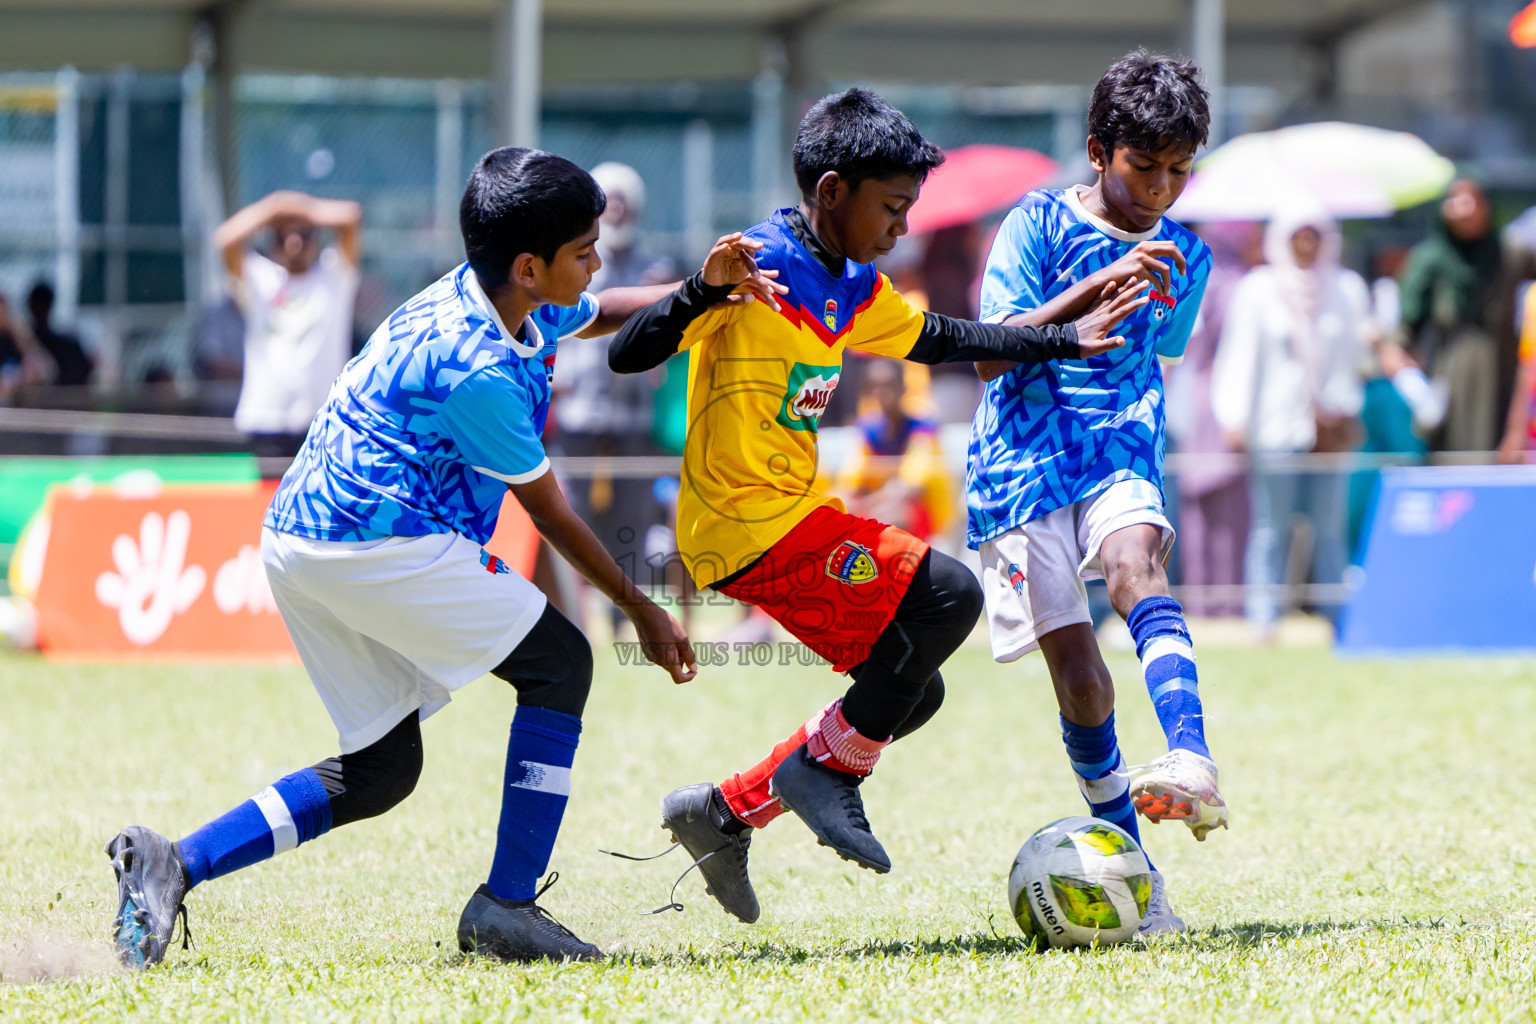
[1060,712,1151,868]
[1127,596,1210,760]
[178,769,333,887]
[486,705,581,901]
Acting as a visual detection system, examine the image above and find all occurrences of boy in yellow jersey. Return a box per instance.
[609,88,1146,922]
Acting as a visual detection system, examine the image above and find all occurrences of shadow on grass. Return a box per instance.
[1201,915,1449,949]
[584,915,1454,969]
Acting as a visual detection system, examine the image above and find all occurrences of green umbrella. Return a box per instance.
[1199,121,1456,210]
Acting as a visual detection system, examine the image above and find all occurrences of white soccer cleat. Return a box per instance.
[1127,749,1229,841]
[1136,870,1186,937]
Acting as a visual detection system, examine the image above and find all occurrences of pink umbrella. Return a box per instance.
[906,144,1058,235]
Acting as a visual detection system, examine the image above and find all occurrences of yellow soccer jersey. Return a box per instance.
[675,210,925,587]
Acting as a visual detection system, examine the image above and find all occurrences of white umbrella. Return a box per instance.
[1173,158,1392,222]
[1171,121,1455,223]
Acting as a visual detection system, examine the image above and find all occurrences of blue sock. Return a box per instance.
[486,705,581,901]
[1126,595,1211,760]
[1060,712,1152,869]
[178,769,332,887]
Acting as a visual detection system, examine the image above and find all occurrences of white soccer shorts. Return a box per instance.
[977,478,1174,663]
[261,527,547,753]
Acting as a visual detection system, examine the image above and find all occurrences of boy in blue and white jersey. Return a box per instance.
[104,148,777,968]
[967,52,1226,933]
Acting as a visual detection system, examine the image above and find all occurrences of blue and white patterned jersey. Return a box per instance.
[264,262,598,545]
[966,188,1211,548]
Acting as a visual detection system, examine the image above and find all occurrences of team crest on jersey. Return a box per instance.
[823,299,838,330]
[776,361,841,433]
[1149,290,1176,322]
[827,540,879,584]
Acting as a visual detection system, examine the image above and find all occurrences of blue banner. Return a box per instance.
[1341,466,1536,652]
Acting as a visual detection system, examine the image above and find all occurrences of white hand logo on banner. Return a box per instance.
[95,510,207,645]
[213,544,278,615]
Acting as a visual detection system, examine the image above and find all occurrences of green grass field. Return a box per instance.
[3,640,1536,1022]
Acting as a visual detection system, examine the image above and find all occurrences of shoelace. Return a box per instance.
[838,783,871,832]
[600,840,736,916]
[521,873,588,950]
[125,889,193,955]
[173,903,193,952]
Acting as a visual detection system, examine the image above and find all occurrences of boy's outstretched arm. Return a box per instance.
[509,471,697,684]
[608,232,787,373]
[905,279,1147,367]
[577,284,679,338]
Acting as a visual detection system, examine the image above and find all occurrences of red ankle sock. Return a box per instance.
[720,702,834,827]
[806,700,889,776]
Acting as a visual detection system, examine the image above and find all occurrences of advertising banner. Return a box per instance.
[33,484,540,659]
[1341,466,1536,652]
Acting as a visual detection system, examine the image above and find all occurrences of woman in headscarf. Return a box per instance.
[1398,178,1512,452]
[1165,221,1259,618]
[1212,198,1371,639]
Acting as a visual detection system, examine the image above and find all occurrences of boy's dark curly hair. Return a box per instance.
[1089,50,1210,156]
[460,147,606,289]
[792,87,944,197]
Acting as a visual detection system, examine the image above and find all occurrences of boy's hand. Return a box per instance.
[626,600,698,684]
[1092,240,1187,296]
[702,232,787,311]
[1072,280,1150,357]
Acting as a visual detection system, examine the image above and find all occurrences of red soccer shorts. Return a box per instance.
[717,504,928,672]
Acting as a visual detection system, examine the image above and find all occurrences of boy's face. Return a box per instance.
[816,172,922,265]
[1087,138,1196,233]
[516,221,602,306]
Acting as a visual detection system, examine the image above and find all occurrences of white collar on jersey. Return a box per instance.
[1065,186,1162,244]
[462,266,546,357]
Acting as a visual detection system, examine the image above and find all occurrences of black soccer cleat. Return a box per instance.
[457,883,602,963]
[660,783,760,923]
[105,826,192,970]
[770,744,891,873]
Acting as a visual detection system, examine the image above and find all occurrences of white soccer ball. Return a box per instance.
[1007,816,1152,949]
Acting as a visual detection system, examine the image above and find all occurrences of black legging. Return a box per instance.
[311,603,593,828]
[840,549,981,742]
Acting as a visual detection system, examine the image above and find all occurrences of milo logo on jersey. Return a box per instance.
[826,539,879,585]
[776,361,841,432]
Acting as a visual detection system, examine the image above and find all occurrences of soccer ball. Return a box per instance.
[1007,816,1152,949]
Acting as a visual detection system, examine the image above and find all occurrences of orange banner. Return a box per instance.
[34,485,540,660]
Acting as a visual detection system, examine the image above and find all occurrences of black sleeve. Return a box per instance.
[903,311,1080,365]
[607,271,737,374]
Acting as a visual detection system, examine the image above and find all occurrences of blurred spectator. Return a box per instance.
[1166,221,1260,617]
[193,295,246,383]
[1398,178,1513,451]
[0,295,25,402]
[1213,201,1369,637]
[26,282,93,387]
[835,358,952,542]
[214,190,362,458]
[921,222,985,423]
[550,162,673,624]
[0,295,50,403]
[1368,244,1410,338]
[1348,338,1449,552]
[1498,281,1536,463]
